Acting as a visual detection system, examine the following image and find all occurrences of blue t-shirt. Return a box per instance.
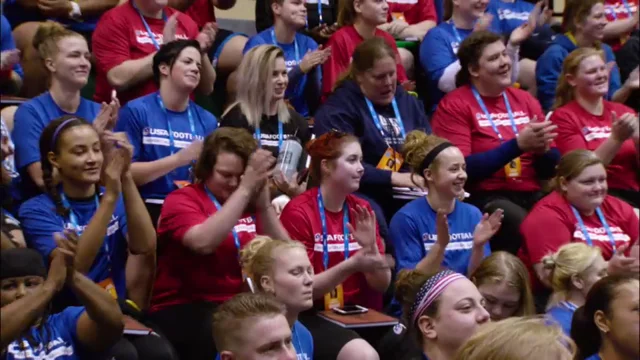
[243,27,319,117]
[2,1,100,33]
[585,355,601,360]
[487,0,534,34]
[215,321,313,360]
[4,306,85,360]
[18,190,129,301]
[1,15,24,79]
[390,197,491,275]
[115,92,217,200]
[12,92,100,199]
[546,301,577,336]
[420,20,501,113]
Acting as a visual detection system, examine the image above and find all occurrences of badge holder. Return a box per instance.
[324,284,345,310]
[504,157,522,178]
[376,147,404,172]
[98,278,118,300]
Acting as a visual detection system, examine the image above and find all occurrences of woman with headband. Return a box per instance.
[16,116,172,358]
[393,269,490,360]
[431,30,559,255]
[388,131,502,316]
[148,127,290,360]
[116,40,218,226]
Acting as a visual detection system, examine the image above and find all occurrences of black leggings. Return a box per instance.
[467,191,544,255]
[146,302,218,360]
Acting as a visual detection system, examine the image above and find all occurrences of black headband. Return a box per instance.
[0,248,47,280]
[418,142,453,175]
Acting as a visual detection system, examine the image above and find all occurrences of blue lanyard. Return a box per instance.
[270,29,300,63]
[317,0,323,25]
[156,94,197,156]
[132,2,168,50]
[60,193,112,265]
[365,98,406,145]
[560,301,578,312]
[204,187,242,254]
[471,87,518,143]
[570,206,617,252]
[254,120,284,151]
[610,0,633,20]
[317,190,350,271]
[449,21,463,43]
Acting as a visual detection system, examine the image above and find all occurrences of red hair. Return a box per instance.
[306,131,359,182]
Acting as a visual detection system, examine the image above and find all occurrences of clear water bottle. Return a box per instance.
[276,138,303,180]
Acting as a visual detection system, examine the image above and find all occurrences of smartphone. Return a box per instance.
[332,305,369,315]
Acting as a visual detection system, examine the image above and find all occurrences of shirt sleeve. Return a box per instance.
[280,204,315,259]
[430,96,473,155]
[92,12,134,76]
[61,306,86,343]
[549,108,587,154]
[321,33,348,99]
[158,190,209,244]
[521,207,571,264]
[115,105,143,161]
[406,0,437,24]
[621,204,640,246]
[389,211,424,271]
[243,34,268,54]
[18,201,64,261]
[420,28,456,86]
[12,103,44,170]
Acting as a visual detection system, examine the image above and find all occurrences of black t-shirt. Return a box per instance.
[220,104,312,170]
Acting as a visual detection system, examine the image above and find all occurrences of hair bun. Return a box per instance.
[541,254,557,270]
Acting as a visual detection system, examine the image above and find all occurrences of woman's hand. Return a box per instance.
[163,13,179,44]
[472,209,504,248]
[273,171,308,198]
[608,243,640,276]
[53,231,79,283]
[300,46,332,73]
[436,209,450,248]
[610,112,638,143]
[347,205,377,250]
[103,145,127,197]
[196,22,218,51]
[517,118,557,153]
[353,247,389,273]
[0,49,20,71]
[473,13,494,33]
[239,149,276,195]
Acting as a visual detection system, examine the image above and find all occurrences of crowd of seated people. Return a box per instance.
[1,0,639,358]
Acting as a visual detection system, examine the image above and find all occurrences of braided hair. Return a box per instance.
[38,115,96,217]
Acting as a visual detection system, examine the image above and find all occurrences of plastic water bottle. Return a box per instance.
[276,138,303,180]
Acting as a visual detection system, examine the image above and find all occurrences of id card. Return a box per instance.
[505,157,522,178]
[324,284,344,310]
[376,147,403,172]
[392,12,405,21]
[174,180,191,189]
[98,278,118,300]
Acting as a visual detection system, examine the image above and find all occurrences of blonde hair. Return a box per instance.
[402,130,451,178]
[32,21,84,78]
[542,243,602,309]
[553,48,606,110]
[212,292,286,353]
[223,45,290,128]
[550,150,604,193]
[240,236,307,292]
[454,316,576,360]
[471,252,535,317]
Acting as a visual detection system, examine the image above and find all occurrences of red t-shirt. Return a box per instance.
[604,0,639,51]
[279,187,385,310]
[149,183,259,312]
[431,85,547,192]
[519,191,639,288]
[387,0,437,25]
[92,2,199,105]
[185,0,215,29]
[321,25,408,100]
[551,100,639,192]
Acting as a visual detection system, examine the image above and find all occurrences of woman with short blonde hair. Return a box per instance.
[454,316,576,360]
